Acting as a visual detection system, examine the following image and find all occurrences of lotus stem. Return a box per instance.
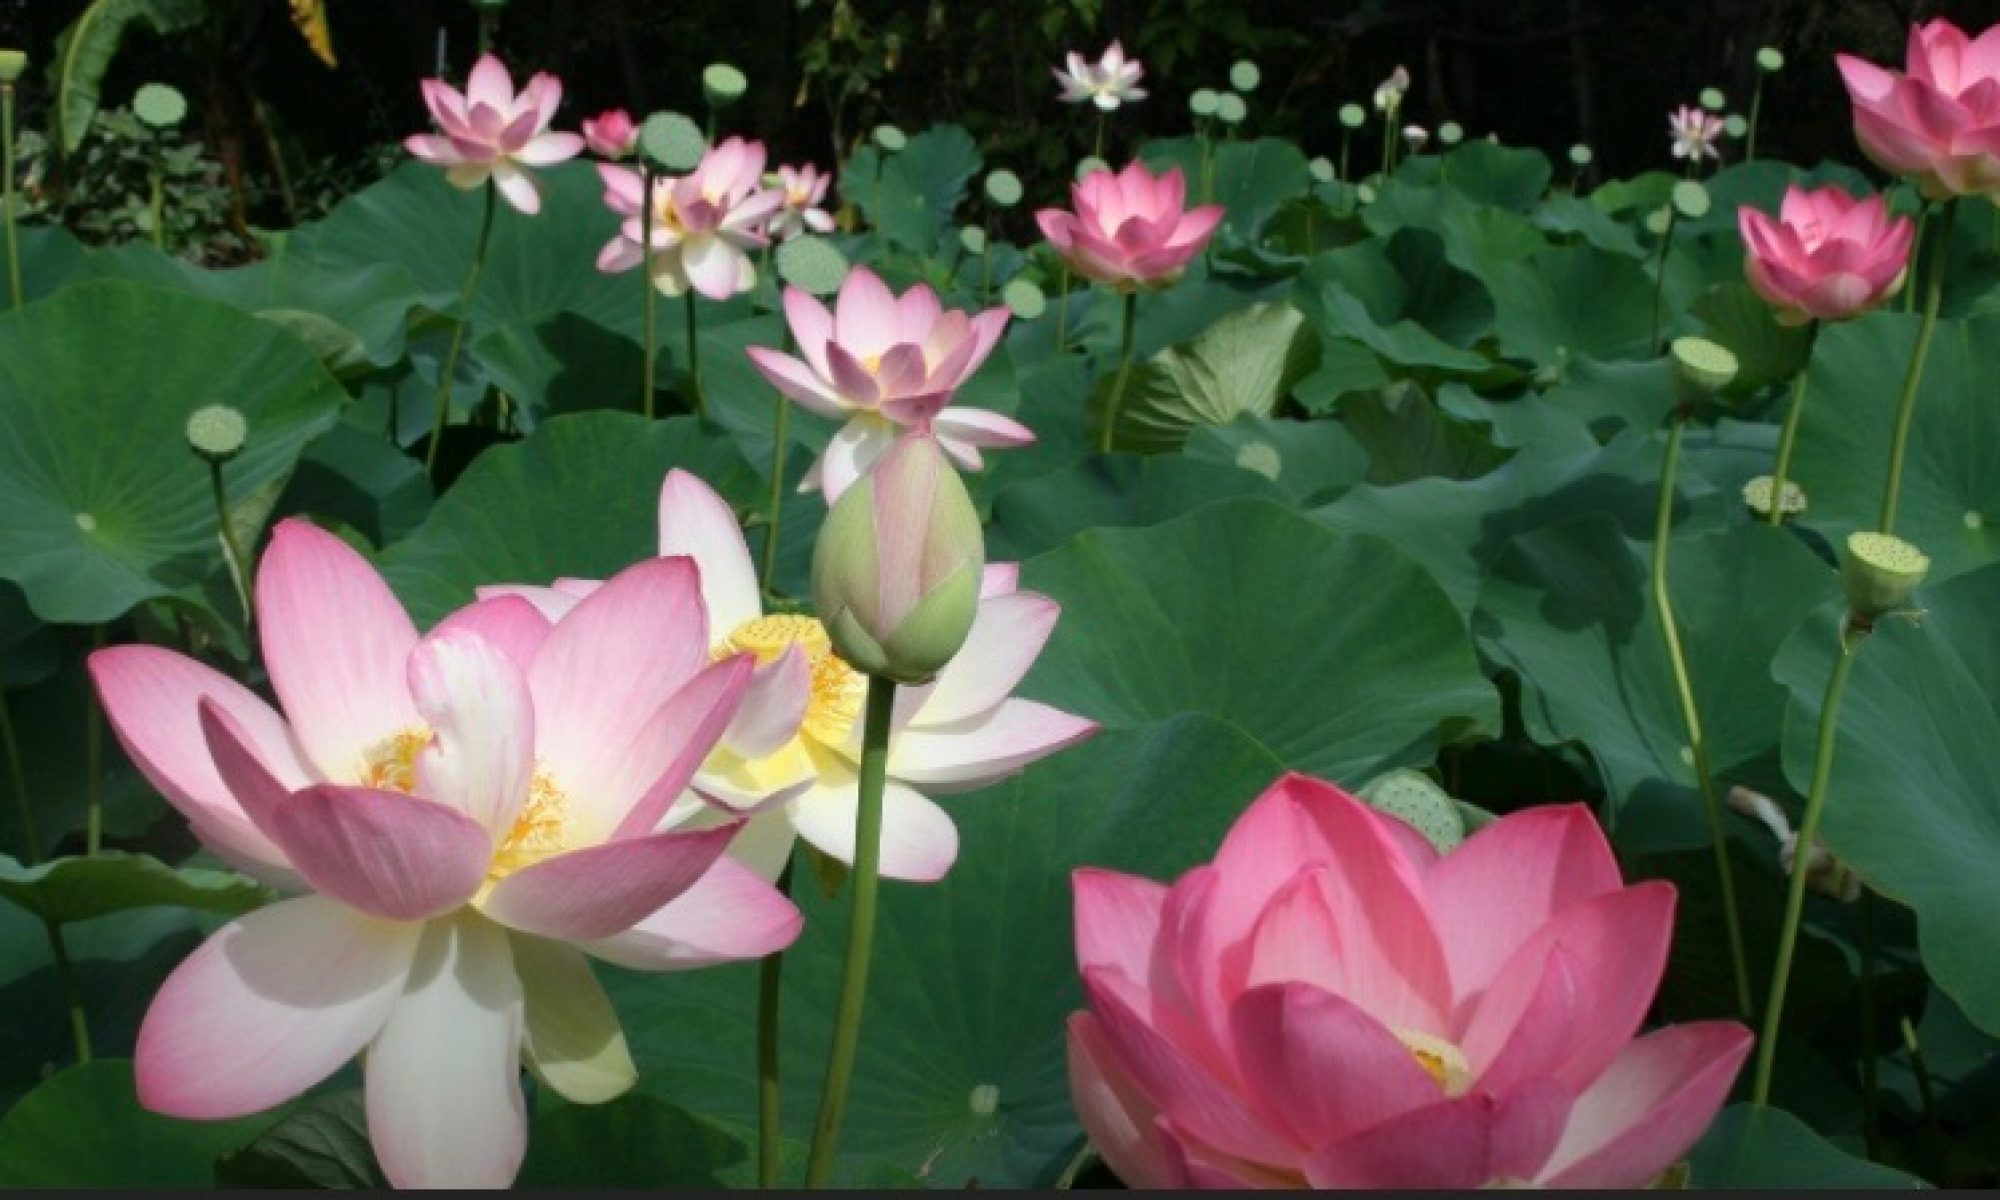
[1902,1015,1938,1130]
[1093,112,1106,162]
[1860,888,1881,1158]
[757,858,796,1188]
[45,916,91,1064]
[683,293,705,418]
[1199,126,1215,205]
[148,150,165,251]
[2,83,21,308]
[1099,289,1138,454]
[1648,208,1678,356]
[1746,77,1766,163]
[1338,127,1352,186]
[760,325,793,597]
[1,682,36,861]
[1878,198,1956,536]
[641,165,658,420]
[1055,265,1071,355]
[209,458,253,631]
[1767,327,1817,527]
[1753,617,1865,1105]
[803,675,897,1188]
[1652,415,1755,1019]
[1903,208,1925,314]
[424,180,497,479]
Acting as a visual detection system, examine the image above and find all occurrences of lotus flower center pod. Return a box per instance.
[1670,336,1739,399]
[1842,532,1929,621]
[185,404,247,462]
[0,50,26,85]
[358,727,576,880]
[1398,1030,1472,1096]
[1741,474,1806,517]
[713,614,865,746]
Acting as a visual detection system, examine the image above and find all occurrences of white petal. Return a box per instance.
[512,932,636,1104]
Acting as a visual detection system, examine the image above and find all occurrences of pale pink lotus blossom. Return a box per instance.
[404,53,583,215]
[1035,160,1224,290]
[1374,65,1411,114]
[90,520,801,1189]
[482,470,1097,884]
[1068,774,1752,1189]
[767,163,837,241]
[1739,184,1914,324]
[745,266,1033,500]
[1838,19,2000,198]
[582,108,639,159]
[1054,41,1148,111]
[1668,104,1726,163]
[595,136,784,301]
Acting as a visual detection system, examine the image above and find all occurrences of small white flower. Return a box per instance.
[1668,104,1726,162]
[1053,41,1148,112]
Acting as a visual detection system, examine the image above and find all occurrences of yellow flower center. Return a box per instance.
[713,614,865,749]
[1396,1030,1472,1098]
[360,728,575,881]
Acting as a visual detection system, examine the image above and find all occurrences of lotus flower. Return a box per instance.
[1373,65,1410,113]
[745,266,1033,501]
[1739,184,1914,324]
[1055,41,1148,111]
[583,108,639,159]
[1035,160,1224,290]
[1668,104,1725,163]
[404,53,583,215]
[595,136,783,300]
[485,470,1098,884]
[89,520,802,1188]
[768,163,836,241]
[1068,774,1752,1189]
[1839,20,2000,197]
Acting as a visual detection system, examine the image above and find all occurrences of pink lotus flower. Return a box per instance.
[595,136,783,301]
[768,163,837,241]
[404,53,584,215]
[1669,105,1726,163]
[1839,18,2000,198]
[1055,41,1147,111]
[1068,774,1752,1189]
[582,107,639,159]
[1036,161,1224,291]
[1739,184,1914,324]
[745,266,1034,501]
[90,520,801,1188]
[483,470,1098,883]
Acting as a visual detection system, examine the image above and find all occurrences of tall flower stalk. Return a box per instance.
[1878,199,1956,534]
[0,55,24,309]
[1101,291,1137,453]
[425,181,496,478]
[640,165,659,418]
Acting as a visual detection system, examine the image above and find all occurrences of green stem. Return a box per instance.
[1653,416,1755,1019]
[757,859,796,1188]
[1199,127,1214,205]
[0,683,37,862]
[1380,116,1395,177]
[802,675,897,1188]
[979,217,993,303]
[1093,113,1105,162]
[760,326,794,598]
[210,460,254,631]
[1767,329,1817,526]
[45,917,90,1064]
[424,181,497,479]
[1746,77,1765,164]
[1860,889,1881,1159]
[641,166,658,420]
[3,84,21,309]
[1753,618,1865,1105]
[1338,128,1352,186]
[1903,208,1925,314]
[148,156,164,251]
[1055,265,1071,355]
[85,627,105,857]
[1098,290,1137,454]
[1902,1015,1939,1131]
[1878,198,1956,536]
[684,293,705,418]
[1649,208,1678,356]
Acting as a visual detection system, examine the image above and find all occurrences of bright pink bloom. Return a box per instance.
[1838,19,2000,198]
[1067,774,1751,1189]
[595,136,783,301]
[1036,160,1224,291]
[1054,41,1147,111]
[1739,184,1914,324]
[404,53,584,215]
[768,163,837,241]
[1668,104,1725,163]
[90,520,801,1188]
[582,108,639,159]
[745,266,1033,500]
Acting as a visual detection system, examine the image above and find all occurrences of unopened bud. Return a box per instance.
[186,405,248,463]
[1842,531,1928,621]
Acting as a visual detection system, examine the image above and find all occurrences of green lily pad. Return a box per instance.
[1106,300,1317,452]
[0,850,270,924]
[1182,413,1371,504]
[983,455,1284,562]
[1689,1104,1923,1188]
[1491,243,1659,367]
[1294,230,1494,375]
[214,1090,383,1189]
[840,125,981,256]
[0,280,345,625]
[0,1059,290,1186]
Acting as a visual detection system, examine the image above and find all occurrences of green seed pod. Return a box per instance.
[0,50,26,85]
[1842,532,1929,621]
[1002,278,1046,320]
[775,234,850,297]
[1074,155,1109,182]
[1740,475,1806,518]
[1339,103,1366,130]
[1723,114,1749,139]
[1671,179,1711,220]
[984,169,1023,207]
[1189,88,1220,118]
[872,124,907,152]
[1358,769,1466,853]
[1229,60,1261,92]
[1756,47,1785,73]
[640,111,706,172]
[1671,336,1739,400]
[1307,156,1335,183]
[1699,87,1727,112]
[186,404,248,463]
[702,62,747,108]
[1438,121,1464,146]
[1568,143,1594,167]
[134,82,187,130]
[958,225,987,255]
[1215,92,1247,125]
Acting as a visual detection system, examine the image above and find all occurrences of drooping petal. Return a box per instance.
[746,345,851,420]
[516,131,585,166]
[409,629,535,844]
[482,823,740,941]
[512,932,636,1103]
[1535,1022,1753,1187]
[136,895,418,1119]
[581,856,803,969]
[656,469,763,632]
[491,161,544,215]
[786,777,960,882]
[263,785,494,922]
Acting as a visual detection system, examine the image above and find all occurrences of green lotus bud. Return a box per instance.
[1002,278,1046,320]
[134,83,187,130]
[872,124,907,152]
[984,168,1023,207]
[1438,121,1464,146]
[1215,92,1247,125]
[186,404,248,463]
[958,225,987,255]
[1841,532,1929,622]
[1190,88,1220,118]
[640,111,706,172]
[1699,87,1727,112]
[702,62,747,109]
[1671,179,1711,219]
[812,434,985,684]
[1671,336,1738,399]
[1229,60,1261,92]
[775,234,849,297]
[0,50,26,85]
[1339,103,1366,130]
[1757,48,1785,73]
[1568,143,1594,167]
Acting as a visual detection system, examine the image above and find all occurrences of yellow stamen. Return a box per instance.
[360,727,575,882]
[714,614,865,750]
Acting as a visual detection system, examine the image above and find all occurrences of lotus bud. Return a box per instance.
[186,404,247,464]
[812,433,985,684]
[1841,532,1929,623]
[0,50,25,85]
[702,62,748,109]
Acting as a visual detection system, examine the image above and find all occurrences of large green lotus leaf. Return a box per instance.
[1019,498,1499,781]
[213,1090,383,1189]
[0,280,345,625]
[1775,565,2000,1035]
[1431,140,1552,211]
[1692,280,1812,397]
[1183,413,1372,504]
[1689,1104,1923,1188]
[840,125,982,256]
[1106,300,1317,452]
[1338,382,1512,486]
[1435,382,1599,455]
[378,413,760,627]
[1787,312,2000,582]
[1292,337,1395,413]
[16,225,90,302]
[1361,178,1548,280]
[984,455,1284,562]
[604,715,1288,1189]
[1490,244,1658,367]
[1293,230,1494,373]
[1533,193,1646,258]
[1139,136,1309,242]
[0,850,269,924]
[276,422,434,551]
[1476,517,1838,849]
[0,1059,288,1186]
[1539,356,1677,438]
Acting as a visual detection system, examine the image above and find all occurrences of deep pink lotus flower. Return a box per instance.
[89,520,801,1188]
[596,136,783,300]
[1668,104,1725,163]
[583,107,639,159]
[745,266,1033,500]
[1839,19,2000,198]
[1036,160,1224,291]
[1067,774,1752,1189]
[1054,41,1147,111]
[768,163,836,241]
[404,53,583,215]
[1739,184,1914,324]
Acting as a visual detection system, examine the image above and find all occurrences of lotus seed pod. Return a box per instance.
[134,83,187,129]
[1074,155,1108,182]
[1002,277,1046,320]
[1356,182,1377,205]
[775,234,850,297]
[1756,47,1785,73]
[1438,121,1464,145]
[1229,60,1261,92]
[1643,205,1673,236]
[1358,769,1465,853]
[1189,88,1220,118]
[640,111,706,172]
[872,124,907,152]
[702,62,747,108]
[958,226,987,255]
[984,169,1023,207]
[1569,143,1594,167]
[1670,179,1711,219]
[0,50,25,85]
[1842,532,1929,621]
[1741,475,1806,518]
[1699,87,1726,112]
[1671,337,1738,399]
[186,405,248,463]
[1307,156,1335,183]
[1723,114,1749,139]
[1215,92,1247,125]
[1339,103,1366,130]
